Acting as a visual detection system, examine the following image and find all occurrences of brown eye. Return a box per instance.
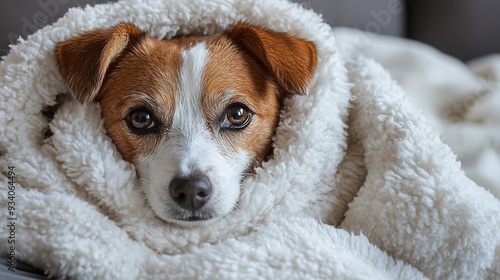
[222,104,252,130]
[126,108,156,134]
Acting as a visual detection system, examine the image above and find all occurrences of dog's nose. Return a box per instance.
[169,175,212,211]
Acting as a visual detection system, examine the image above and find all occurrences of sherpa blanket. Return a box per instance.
[333,27,500,199]
[1,0,499,279]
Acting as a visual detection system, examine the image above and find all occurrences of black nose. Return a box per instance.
[169,175,212,211]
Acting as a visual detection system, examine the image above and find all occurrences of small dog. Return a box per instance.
[55,22,317,225]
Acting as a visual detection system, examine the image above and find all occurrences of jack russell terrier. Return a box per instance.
[55,22,317,225]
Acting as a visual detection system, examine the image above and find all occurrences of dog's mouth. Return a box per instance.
[183,215,212,222]
[166,214,220,226]
[167,209,219,224]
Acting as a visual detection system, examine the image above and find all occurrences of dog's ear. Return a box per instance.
[226,22,317,95]
[55,23,143,103]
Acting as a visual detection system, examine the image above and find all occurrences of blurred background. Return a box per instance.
[1,0,499,61]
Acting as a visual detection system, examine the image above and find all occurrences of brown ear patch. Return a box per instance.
[225,22,318,96]
[55,23,144,103]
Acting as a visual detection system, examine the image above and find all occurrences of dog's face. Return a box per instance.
[55,22,317,225]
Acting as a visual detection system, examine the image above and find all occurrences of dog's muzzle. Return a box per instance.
[169,174,212,211]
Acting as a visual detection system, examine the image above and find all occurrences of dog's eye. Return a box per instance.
[222,104,252,130]
[126,108,156,134]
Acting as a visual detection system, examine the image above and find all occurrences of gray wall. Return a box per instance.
[0,0,115,56]
[408,0,500,61]
[293,0,405,36]
[296,0,500,61]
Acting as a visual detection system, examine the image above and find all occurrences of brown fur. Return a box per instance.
[55,22,317,167]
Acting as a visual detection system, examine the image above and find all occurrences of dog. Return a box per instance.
[55,22,317,225]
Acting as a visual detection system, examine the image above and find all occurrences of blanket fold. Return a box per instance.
[341,57,500,279]
[1,0,499,279]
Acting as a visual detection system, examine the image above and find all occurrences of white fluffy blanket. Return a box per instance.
[0,0,499,279]
[333,27,500,199]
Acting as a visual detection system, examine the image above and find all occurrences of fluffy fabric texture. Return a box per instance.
[333,28,500,199]
[0,0,498,279]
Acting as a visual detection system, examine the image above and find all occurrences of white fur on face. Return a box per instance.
[137,42,250,225]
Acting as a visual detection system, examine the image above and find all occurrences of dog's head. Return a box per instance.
[55,22,317,225]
